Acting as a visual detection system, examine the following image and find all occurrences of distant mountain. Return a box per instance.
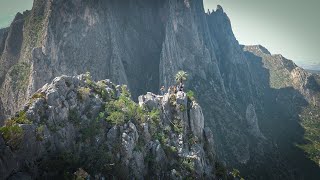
[294,60,320,72]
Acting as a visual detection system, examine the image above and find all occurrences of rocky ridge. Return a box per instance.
[0,1,264,175]
[0,74,220,179]
[0,0,320,179]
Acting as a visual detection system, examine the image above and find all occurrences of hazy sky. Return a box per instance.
[0,0,319,66]
[0,0,32,27]
[203,0,320,66]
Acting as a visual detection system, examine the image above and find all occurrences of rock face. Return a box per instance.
[243,45,320,179]
[0,74,216,179]
[0,0,320,179]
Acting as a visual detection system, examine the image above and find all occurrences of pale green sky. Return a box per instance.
[0,0,33,27]
[204,0,320,66]
[0,0,318,66]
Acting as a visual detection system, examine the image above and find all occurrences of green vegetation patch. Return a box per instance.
[186,90,196,102]
[36,125,45,141]
[77,87,91,101]
[172,118,183,134]
[0,119,24,150]
[32,92,46,99]
[104,86,149,126]
[180,157,195,175]
[298,105,320,164]
[9,62,31,91]
[23,12,45,57]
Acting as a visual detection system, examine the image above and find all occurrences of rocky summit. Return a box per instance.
[0,0,320,179]
[0,74,221,179]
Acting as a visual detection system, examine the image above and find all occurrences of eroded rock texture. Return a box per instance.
[0,74,216,179]
[0,0,320,179]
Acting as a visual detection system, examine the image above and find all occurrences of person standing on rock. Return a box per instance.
[160,86,165,95]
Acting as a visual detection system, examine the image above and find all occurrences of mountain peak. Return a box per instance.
[243,45,271,55]
[216,5,224,13]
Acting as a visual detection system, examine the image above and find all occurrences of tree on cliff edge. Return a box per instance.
[175,70,188,91]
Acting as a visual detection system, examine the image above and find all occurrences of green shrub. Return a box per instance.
[0,124,23,150]
[13,111,31,124]
[98,112,105,119]
[169,94,177,106]
[186,90,196,102]
[154,132,168,145]
[136,105,147,123]
[104,89,148,124]
[32,92,46,99]
[173,118,183,134]
[106,111,125,125]
[149,109,160,123]
[181,158,195,172]
[77,87,91,101]
[36,125,45,141]
[121,85,131,98]
[188,134,198,145]
[179,104,186,112]
[167,146,177,153]
[231,168,241,178]
[92,80,111,101]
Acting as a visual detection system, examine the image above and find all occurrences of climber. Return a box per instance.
[160,86,165,95]
[179,83,184,92]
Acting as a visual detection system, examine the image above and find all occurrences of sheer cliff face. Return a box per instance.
[0,0,166,118]
[244,45,320,179]
[0,0,320,179]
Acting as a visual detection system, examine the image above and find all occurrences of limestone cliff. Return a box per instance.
[243,45,320,179]
[0,74,219,179]
[0,0,261,169]
[0,0,320,179]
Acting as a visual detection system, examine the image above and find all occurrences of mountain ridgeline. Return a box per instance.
[0,0,320,179]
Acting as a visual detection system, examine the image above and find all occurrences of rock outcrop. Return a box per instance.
[0,0,320,179]
[0,1,262,173]
[0,74,216,179]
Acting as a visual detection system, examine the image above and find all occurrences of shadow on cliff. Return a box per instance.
[241,51,320,180]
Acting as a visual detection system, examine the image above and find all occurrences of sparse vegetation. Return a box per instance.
[13,111,31,124]
[9,62,31,91]
[106,111,125,125]
[178,104,186,112]
[169,94,177,106]
[77,87,91,101]
[186,90,196,102]
[22,11,45,57]
[298,105,320,164]
[180,157,195,173]
[0,71,216,179]
[36,125,45,141]
[172,118,183,134]
[0,119,24,150]
[32,92,46,99]
[231,168,245,179]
